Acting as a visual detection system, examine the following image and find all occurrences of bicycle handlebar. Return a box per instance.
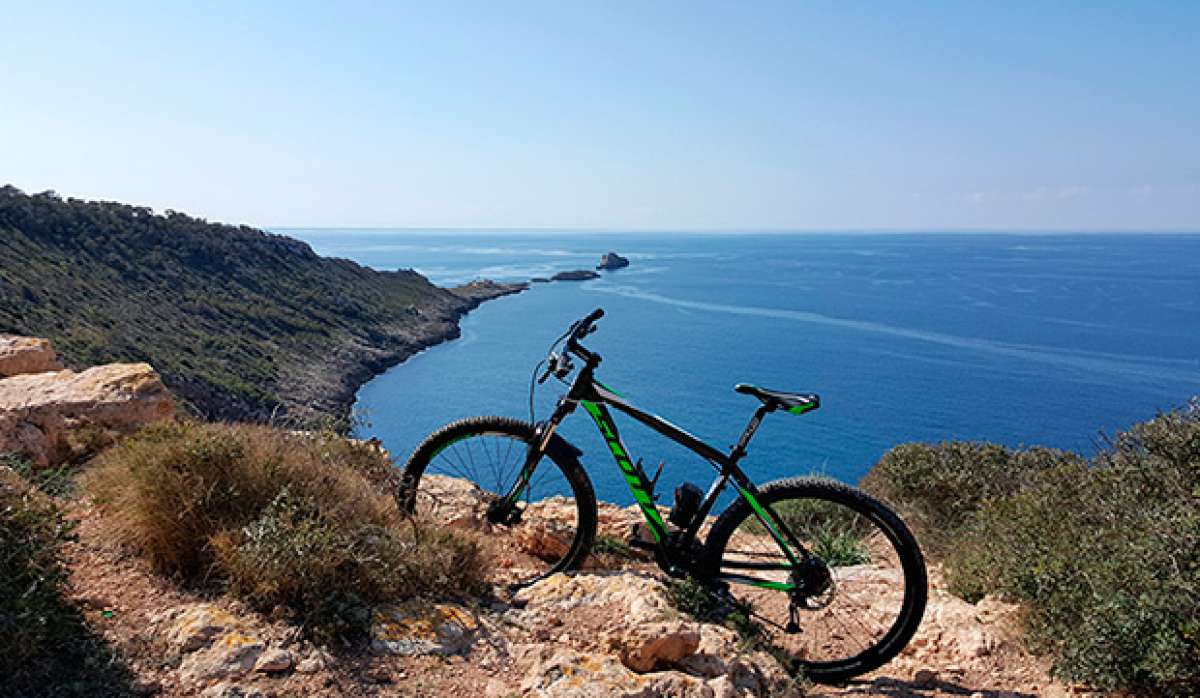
[570,307,604,337]
[565,307,604,364]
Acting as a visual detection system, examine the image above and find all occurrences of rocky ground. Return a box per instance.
[50,484,1097,698]
[3,337,1098,697]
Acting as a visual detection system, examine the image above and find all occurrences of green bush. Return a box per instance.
[0,464,78,673]
[865,405,1200,694]
[860,441,1080,551]
[85,422,486,635]
[948,406,1199,694]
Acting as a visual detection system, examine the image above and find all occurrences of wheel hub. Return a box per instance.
[790,557,834,607]
[486,498,524,526]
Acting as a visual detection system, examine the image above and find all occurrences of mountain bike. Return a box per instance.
[398,308,927,683]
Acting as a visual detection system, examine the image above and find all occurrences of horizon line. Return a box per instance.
[269,225,1200,236]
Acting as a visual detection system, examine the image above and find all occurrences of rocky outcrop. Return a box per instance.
[0,337,173,467]
[450,279,529,305]
[507,573,799,697]
[597,252,630,270]
[0,335,63,377]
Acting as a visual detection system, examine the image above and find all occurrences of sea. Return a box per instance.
[284,230,1200,506]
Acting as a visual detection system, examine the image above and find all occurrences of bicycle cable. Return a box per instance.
[528,325,575,423]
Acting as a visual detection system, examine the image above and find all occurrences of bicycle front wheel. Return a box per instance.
[704,477,927,684]
[398,416,597,588]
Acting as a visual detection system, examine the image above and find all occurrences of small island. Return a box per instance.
[550,269,601,281]
[597,251,630,270]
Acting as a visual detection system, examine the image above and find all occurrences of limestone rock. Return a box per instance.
[295,649,334,674]
[180,631,265,682]
[517,644,712,698]
[0,336,62,377]
[253,647,292,673]
[370,601,480,656]
[611,621,701,673]
[0,360,173,467]
[166,605,247,653]
[513,573,672,620]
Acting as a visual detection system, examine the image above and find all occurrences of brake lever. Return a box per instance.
[553,354,575,379]
[537,356,555,384]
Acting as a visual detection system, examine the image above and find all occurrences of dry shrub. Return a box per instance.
[85,422,485,634]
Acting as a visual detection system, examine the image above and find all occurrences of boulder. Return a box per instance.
[0,335,63,377]
[0,360,173,467]
[611,621,701,673]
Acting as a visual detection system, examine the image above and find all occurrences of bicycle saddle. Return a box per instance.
[735,383,820,415]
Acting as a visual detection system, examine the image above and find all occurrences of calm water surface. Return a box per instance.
[285,230,1200,505]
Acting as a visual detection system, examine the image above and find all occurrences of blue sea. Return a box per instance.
[285,230,1200,505]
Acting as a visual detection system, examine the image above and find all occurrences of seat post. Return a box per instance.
[730,404,773,462]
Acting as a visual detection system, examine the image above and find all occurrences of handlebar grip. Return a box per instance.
[583,307,605,325]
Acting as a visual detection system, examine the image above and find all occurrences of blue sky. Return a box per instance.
[3,1,1197,231]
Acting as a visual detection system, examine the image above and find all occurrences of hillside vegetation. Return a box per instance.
[0,186,512,426]
[863,402,1200,696]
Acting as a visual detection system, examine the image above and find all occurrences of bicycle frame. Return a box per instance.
[505,359,809,592]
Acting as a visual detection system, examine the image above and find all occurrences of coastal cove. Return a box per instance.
[289,230,1200,505]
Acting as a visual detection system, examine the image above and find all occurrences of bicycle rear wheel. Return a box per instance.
[704,477,927,683]
[398,416,597,588]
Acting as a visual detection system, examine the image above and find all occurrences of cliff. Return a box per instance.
[0,186,524,428]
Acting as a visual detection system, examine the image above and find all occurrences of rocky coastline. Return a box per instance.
[289,279,528,430]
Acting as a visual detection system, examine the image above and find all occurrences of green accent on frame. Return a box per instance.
[745,579,795,591]
[738,485,801,566]
[581,400,667,541]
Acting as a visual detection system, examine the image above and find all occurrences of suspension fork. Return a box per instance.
[498,398,576,508]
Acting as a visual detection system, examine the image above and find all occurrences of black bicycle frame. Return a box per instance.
[506,359,808,592]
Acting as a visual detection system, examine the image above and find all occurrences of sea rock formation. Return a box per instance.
[597,252,630,270]
[0,336,173,466]
[551,270,601,281]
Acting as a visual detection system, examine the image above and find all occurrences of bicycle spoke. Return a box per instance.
[717,489,915,672]
[409,423,587,589]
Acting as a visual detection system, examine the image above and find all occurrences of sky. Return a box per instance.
[3,1,1198,231]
